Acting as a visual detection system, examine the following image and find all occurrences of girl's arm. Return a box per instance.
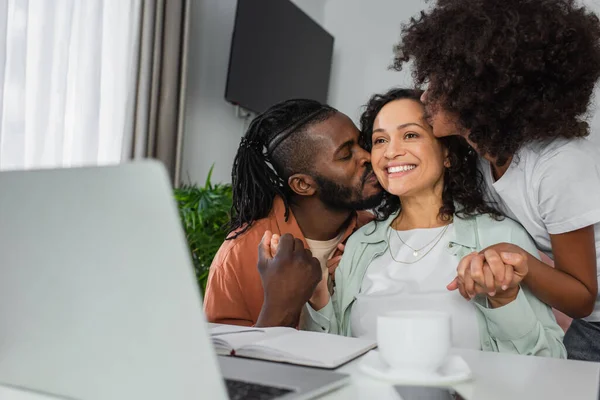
[523,226,597,318]
[469,227,597,319]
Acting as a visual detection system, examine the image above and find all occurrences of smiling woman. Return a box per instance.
[358,88,498,224]
[394,0,600,363]
[301,87,567,359]
[371,99,448,208]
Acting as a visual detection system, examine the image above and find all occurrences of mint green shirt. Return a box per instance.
[303,212,566,358]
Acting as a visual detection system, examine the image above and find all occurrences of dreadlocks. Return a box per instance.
[228,99,337,239]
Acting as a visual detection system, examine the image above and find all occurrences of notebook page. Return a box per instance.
[240,330,377,368]
[210,325,264,336]
[210,326,294,354]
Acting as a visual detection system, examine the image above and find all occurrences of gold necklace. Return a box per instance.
[395,224,449,257]
[387,224,449,264]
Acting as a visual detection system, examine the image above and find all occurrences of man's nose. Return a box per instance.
[357,147,370,165]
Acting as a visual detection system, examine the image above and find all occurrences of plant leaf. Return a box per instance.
[174,166,232,297]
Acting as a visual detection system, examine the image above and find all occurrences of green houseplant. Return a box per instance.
[174,166,232,294]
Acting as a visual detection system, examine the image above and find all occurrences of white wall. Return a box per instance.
[182,0,600,187]
[323,0,600,147]
[181,0,326,185]
[323,0,426,121]
[582,0,600,147]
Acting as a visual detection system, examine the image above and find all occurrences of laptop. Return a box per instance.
[0,161,349,400]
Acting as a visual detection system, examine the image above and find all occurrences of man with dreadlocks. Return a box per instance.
[203,99,384,327]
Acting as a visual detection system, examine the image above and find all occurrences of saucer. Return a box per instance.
[359,351,472,385]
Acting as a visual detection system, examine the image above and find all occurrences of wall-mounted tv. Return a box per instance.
[225,0,334,114]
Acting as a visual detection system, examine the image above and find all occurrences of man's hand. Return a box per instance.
[271,239,344,278]
[255,231,322,327]
[270,237,344,311]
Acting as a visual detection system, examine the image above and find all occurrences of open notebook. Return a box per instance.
[210,325,377,369]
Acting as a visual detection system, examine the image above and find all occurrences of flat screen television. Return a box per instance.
[225,0,334,114]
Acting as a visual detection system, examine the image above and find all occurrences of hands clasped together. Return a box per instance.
[447,243,530,307]
[257,231,533,327]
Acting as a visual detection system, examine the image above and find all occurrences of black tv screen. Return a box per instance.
[225,0,334,114]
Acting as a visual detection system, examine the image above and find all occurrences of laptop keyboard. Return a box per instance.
[225,379,294,400]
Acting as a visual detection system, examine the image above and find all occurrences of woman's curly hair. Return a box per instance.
[360,88,502,222]
[394,0,600,166]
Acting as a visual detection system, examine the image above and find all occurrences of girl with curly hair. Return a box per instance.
[394,0,600,361]
[301,88,565,357]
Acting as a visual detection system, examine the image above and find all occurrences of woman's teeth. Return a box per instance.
[388,165,416,174]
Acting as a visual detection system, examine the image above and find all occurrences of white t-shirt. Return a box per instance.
[350,224,481,350]
[479,138,600,321]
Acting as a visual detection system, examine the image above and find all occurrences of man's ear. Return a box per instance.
[443,147,451,168]
[288,173,317,197]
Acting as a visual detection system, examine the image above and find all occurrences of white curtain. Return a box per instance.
[0,0,142,171]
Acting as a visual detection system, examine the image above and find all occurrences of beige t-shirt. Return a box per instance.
[306,234,343,294]
[298,234,343,330]
[305,234,343,273]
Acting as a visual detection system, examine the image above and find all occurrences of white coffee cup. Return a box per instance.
[377,310,451,373]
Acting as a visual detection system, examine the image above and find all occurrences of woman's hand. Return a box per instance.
[310,243,346,308]
[447,256,521,308]
[326,243,345,277]
[324,243,345,295]
[447,245,530,307]
[478,243,530,291]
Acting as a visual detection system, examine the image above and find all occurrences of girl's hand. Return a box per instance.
[447,246,529,306]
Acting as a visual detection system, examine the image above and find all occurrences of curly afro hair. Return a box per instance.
[359,87,502,222]
[394,0,600,166]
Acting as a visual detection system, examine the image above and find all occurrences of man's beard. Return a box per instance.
[313,167,383,211]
